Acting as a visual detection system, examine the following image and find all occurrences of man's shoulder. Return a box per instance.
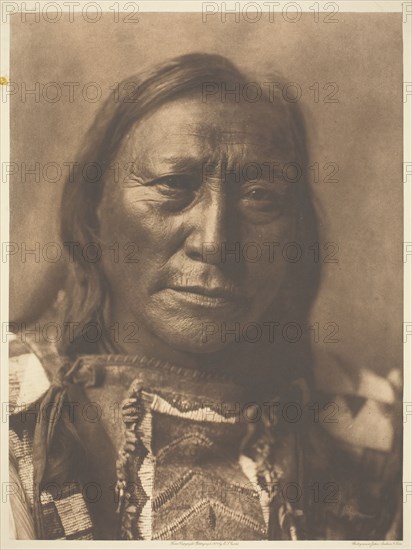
[9,333,64,413]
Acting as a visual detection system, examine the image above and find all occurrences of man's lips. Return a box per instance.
[168,284,242,300]
[159,284,246,309]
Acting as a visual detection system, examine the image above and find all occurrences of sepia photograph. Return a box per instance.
[1,1,410,546]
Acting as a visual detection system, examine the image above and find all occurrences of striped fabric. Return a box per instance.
[8,335,93,540]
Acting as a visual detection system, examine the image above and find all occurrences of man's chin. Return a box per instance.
[155,323,230,355]
[141,310,228,354]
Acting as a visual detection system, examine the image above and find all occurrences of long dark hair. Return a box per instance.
[60,52,321,380]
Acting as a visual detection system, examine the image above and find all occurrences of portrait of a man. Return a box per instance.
[4,5,405,544]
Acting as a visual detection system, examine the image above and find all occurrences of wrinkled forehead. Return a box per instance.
[119,95,297,166]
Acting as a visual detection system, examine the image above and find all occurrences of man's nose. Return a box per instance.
[184,189,232,265]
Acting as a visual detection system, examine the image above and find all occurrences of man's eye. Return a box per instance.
[241,187,280,209]
[152,175,197,195]
[239,184,288,222]
[244,188,273,201]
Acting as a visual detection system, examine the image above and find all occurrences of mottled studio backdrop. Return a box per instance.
[9,12,403,391]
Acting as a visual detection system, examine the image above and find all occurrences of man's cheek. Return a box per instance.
[119,199,174,242]
[245,256,288,296]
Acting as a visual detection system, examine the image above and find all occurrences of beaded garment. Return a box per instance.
[8,335,402,540]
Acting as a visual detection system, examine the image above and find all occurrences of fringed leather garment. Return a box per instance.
[8,335,402,540]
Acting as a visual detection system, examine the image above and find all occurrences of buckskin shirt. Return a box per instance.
[8,335,402,540]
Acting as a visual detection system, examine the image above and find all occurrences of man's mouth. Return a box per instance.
[162,284,245,309]
[170,284,241,299]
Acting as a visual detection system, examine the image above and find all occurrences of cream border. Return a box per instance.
[0,1,410,549]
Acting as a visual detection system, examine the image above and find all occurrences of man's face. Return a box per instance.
[98,95,298,353]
